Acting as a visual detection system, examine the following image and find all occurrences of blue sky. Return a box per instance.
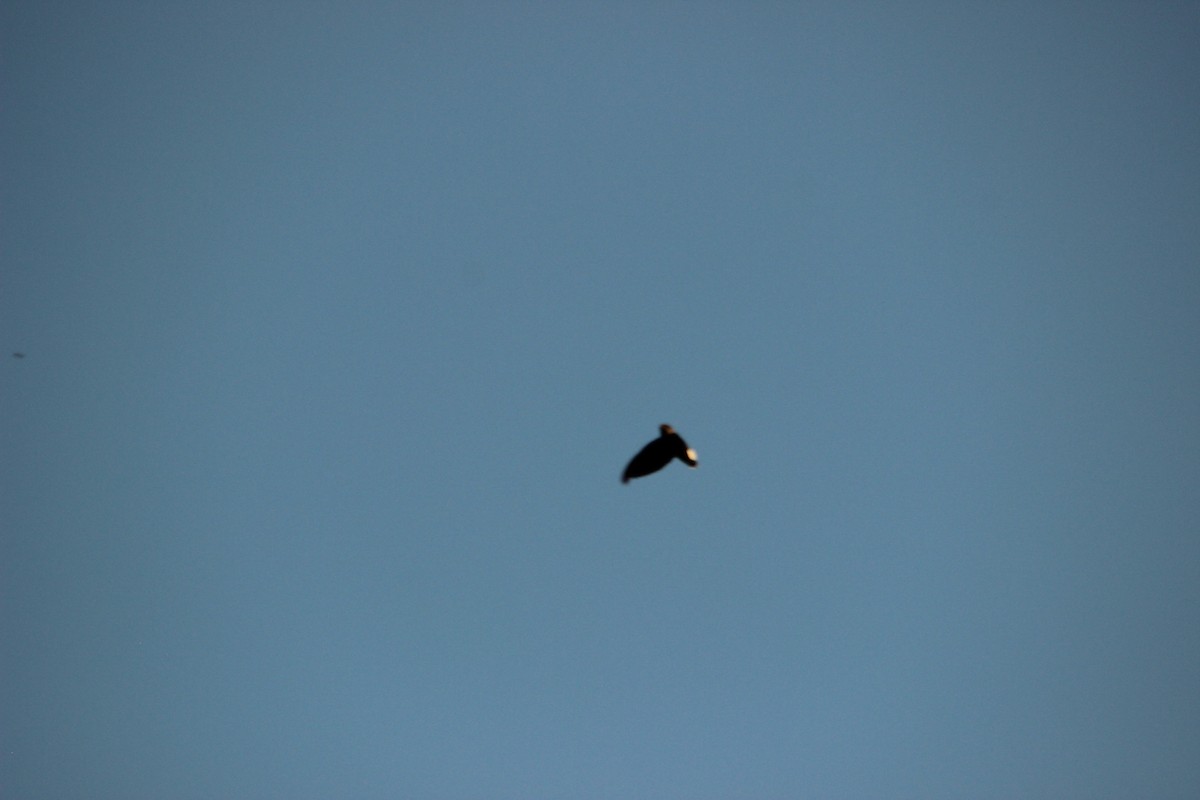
[2,2,1198,798]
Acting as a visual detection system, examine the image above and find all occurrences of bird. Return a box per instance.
[621,424,698,484]
[11,352,24,359]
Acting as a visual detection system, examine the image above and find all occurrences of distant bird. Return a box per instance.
[621,424,698,484]
[11,352,24,359]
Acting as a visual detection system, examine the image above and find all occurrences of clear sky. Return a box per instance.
[2,2,1198,798]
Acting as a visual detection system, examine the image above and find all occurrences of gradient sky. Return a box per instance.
[3,2,1199,798]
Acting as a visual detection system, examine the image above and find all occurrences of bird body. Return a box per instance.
[621,424,698,483]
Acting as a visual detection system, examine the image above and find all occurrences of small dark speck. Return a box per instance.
[12,352,24,359]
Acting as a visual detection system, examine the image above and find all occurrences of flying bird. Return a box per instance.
[621,424,698,484]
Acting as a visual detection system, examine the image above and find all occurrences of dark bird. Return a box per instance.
[621,424,698,484]
[12,352,24,359]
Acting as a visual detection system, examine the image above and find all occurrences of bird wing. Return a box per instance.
[622,438,673,483]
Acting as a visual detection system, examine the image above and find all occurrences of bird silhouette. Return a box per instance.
[621,424,698,484]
